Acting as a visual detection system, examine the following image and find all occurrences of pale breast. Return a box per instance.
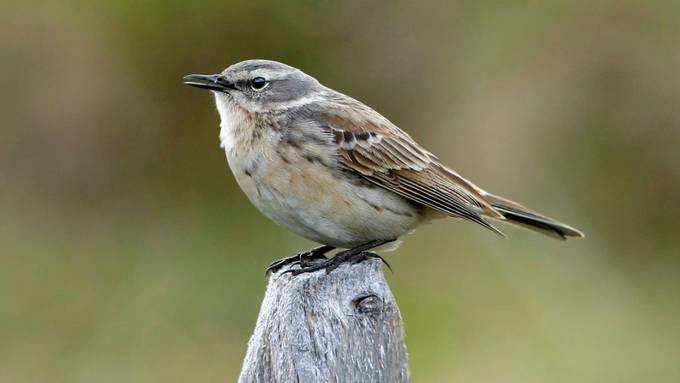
[215,95,423,248]
[227,138,422,248]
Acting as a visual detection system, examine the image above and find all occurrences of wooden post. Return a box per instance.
[238,258,410,383]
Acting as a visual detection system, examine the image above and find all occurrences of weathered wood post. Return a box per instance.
[238,258,410,383]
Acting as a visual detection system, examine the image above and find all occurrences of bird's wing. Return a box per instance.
[306,96,505,234]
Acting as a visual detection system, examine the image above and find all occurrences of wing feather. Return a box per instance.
[298,96,505,234]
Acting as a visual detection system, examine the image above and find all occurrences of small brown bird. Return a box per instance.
[184,60,583,274]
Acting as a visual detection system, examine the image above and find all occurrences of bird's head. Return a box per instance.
[183,59,322,114]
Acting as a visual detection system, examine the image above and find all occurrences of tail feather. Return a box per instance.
[484,193,584,240]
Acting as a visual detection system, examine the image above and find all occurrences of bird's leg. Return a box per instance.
[283,239,395,276]
[266,245,335,275]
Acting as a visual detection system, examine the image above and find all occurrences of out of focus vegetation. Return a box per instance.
[2,1,679,382]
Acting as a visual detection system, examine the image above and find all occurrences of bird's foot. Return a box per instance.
[282,251,390,276]
[265,245,334,275]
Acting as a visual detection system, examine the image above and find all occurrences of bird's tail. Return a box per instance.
[484,193,584,240]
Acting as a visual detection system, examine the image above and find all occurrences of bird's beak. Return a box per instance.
[183,73,235,92]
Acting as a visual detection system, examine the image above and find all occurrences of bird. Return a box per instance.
[183,59,583,275]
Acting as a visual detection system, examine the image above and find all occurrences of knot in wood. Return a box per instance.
[353,293,384,314]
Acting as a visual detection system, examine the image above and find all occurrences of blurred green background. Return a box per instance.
[2,1,679,382]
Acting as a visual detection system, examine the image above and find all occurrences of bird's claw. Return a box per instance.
[265,245,333,275]
[279,251,391,276]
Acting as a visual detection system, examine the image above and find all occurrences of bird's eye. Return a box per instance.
[251,77,268,91]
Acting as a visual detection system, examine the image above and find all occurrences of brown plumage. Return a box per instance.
[308,94,583,240]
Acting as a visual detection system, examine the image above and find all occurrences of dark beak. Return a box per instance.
[183,73,235,92]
